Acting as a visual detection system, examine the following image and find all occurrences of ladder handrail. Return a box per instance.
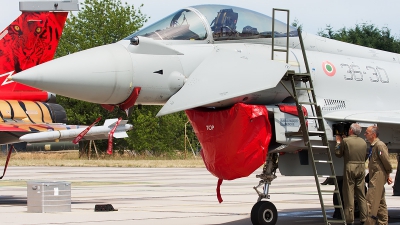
[271,8,290,63]
[297,28,310,74]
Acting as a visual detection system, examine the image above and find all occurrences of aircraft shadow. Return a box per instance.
[0,195,26,205]
[217,208,400,225]
[0,195,99,206]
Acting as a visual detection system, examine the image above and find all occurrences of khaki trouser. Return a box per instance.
[365,171,388,225]
[343,163,367,223]
[393,153,400,195]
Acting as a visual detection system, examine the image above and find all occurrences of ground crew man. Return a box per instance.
[335,123,367,225]
[393,153,400,196]
[364,125,393,225]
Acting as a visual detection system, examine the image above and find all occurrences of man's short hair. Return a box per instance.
[350,123,362,135]
[371,125,379,137]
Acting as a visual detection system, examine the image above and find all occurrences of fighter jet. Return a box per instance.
[12,4,400,225]
[0,1,132,152]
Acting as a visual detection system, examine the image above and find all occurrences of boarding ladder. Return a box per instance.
[271,9,346,225]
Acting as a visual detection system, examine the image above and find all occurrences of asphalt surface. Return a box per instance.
[0,167,399,225]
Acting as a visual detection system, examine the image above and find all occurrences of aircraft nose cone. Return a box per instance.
[12,43,134,104]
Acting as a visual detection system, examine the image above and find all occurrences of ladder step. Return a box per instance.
[305,116,323,120]
[291,74,311,81]
[314,160,332,164]
[320,190,339,193]
[308,131,325,135]
[298,102,317,105]
[293,73,311,77]
[324,205,344,208]
[318,175,336,178]
[274,48,288,53]
[285,132,303,137]
[285,131,325,137]
[311,145,329,149]
[326,219,347,224]
[295,87,314,91]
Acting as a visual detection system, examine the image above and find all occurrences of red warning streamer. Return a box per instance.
[216,178,223,203]
[72,116,102,144]
[0,145,13,179]
[107,117,122,155]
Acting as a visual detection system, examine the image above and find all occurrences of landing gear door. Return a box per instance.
[268,105,302,144]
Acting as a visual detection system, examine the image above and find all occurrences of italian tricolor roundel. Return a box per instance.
[322,61,336,76]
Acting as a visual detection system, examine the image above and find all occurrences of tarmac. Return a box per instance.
[0,166,399,225]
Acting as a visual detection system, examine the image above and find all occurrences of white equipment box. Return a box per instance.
[27,181,71,213]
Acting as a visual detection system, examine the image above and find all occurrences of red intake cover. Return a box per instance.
[185,103,271,180]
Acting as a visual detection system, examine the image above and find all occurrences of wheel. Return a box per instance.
[251,201,278,225]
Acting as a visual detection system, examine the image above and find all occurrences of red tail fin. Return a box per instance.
[0,11,68,102]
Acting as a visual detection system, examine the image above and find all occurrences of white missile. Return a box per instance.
[19,118,133,143]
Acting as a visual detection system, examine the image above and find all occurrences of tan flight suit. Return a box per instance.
[393,153,400,195]
[335,134,368,224]
[365,138,393,225]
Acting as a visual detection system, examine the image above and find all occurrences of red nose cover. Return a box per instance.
[185,103,271,180]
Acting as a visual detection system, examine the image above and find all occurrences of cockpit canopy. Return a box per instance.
[125,4,298,41]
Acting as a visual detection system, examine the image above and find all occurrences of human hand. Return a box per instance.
[387,177,393,185]
[335,135,342,143]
